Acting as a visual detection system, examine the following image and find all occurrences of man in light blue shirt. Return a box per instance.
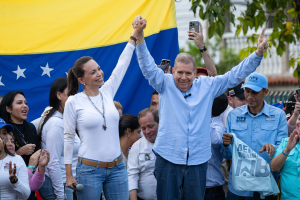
[222,72,288,200]
[132,16,269,200]
[205,94,228,200]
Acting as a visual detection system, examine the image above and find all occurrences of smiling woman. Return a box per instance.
[0,91,41,166]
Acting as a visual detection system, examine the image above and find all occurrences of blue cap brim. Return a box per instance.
[0,124,14,133]
[241,84,262,92]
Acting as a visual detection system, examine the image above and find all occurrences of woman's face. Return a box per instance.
[5,134,15,154]
[6,94,29,124]
[129,128,142,146]
[0,126,8,136]
[81,60,104,88]
[58,87,69,110]
[0,136,5,152]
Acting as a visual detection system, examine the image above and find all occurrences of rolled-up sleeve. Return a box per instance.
[127,143,140,191]
[136,42,165,93]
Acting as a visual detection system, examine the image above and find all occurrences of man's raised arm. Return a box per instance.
[133,15,166,93]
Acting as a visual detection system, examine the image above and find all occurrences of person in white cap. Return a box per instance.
[222,72,288,200]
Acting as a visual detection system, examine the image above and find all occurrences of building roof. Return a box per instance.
[268,77,298,86]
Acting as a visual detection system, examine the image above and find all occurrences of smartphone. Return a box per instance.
[189,21,199,33]
[160,59,170,73]
[296,89,300,102]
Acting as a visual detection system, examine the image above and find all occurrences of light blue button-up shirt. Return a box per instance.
[273,138,300,200]
[136,42,263,165]
[221,102,288,196]
[206,116,226,188]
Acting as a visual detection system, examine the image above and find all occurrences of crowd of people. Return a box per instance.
[0,15,298,200]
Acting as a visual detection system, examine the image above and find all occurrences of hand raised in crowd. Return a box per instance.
[256,28,268,57]
[157,65,171,74]
[28,149,41,171]
[9,161,17,184]
[258,143,275,158]
[132,15,147,32]
[187,22,205,49]
[17,144,36,156]
[293,96,300,116]
[38,150,50,173]
[222,133,233,147]
[285,130,299,154]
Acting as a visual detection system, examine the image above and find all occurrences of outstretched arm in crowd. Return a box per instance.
[188,22,217,76]
[210,28,268,98]
[271,130,298,171]
[287,100,300,135]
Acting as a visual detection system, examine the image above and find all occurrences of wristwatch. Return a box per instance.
[11,176,18,184]
[200,45,207,53]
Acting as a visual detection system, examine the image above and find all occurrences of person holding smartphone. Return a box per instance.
[133,15,268,199]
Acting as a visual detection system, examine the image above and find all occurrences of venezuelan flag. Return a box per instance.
[0,0,179,120]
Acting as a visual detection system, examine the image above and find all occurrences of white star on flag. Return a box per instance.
[41,63,54,77]
[65,72,68,77]
[13,65,26,80]
[0,76,4,86]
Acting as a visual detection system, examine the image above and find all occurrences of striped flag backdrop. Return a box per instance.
[0,0,179,120]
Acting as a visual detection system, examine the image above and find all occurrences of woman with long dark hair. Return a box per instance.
[38,77,80,200]
[119,114,141,168]
[0,91,40,166]
[63,18,146,200]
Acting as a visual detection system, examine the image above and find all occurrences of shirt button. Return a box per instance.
[253,129,255,131]
[253,117,255,119]
[253,141,255,142]
[298,165,299,167]
[298,187,300,189]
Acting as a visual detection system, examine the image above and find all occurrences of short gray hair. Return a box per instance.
[138,108,159,123]
[174,53,195,69]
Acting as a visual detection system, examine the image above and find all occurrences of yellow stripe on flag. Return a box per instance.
[0,0,177,54]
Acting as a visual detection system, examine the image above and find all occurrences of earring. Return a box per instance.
[127,135,130,138]
[83,84,85,86]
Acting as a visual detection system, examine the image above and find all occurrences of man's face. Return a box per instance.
[139,112,158,143]
[172,62,195,92]
[228,96,247,108]
[150,94,159,111]
[244,88,268,109]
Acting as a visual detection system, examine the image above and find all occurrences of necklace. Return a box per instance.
[84,90,107,130]
[11,123,27,144]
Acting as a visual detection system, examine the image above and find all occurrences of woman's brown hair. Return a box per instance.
[67,56,93,96]
[0,135,14,157]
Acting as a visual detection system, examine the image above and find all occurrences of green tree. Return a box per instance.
[180,38,241,75]
[189,0,300,78]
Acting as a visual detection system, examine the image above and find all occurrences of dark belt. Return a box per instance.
[205,186,223,194]
[78,156,122,168]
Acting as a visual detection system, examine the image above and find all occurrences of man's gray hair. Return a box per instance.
[174,53,195,69]
[138,108,159,123]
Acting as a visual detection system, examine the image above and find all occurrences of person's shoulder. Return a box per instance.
[230,105,246,115]
[28,122,37,132]
[46,112,63,126]
[8,154,26,164]
[212,116,226,130]
[267,103,285,115]
[131,137,143,150]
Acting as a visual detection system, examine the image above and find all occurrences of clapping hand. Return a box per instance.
[285,130,299,154]
[28,149,41,169]
[39,150,50,167]
[256,28,268,57]
[9,161,17,183]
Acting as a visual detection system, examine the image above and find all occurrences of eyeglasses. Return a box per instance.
[5,140,14,145]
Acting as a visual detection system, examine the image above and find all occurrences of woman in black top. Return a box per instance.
[0,91,40,165]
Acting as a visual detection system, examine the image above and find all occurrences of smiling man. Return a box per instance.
[133,15,269,200]
[221,72,288,200]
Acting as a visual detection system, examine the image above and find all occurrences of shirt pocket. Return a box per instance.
[231,124,248,132]
[281,149,298,176]
[138,153,156,172]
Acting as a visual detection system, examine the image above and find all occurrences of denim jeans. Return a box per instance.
[226,190,274,200]
[76,156,128,200]
[204,189,225,200]
[154,154,208,200]
[39,175,73,200]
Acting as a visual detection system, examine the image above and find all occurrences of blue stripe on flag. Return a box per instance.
[0,28,179,121]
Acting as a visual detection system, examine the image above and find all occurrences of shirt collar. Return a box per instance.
[242,100,270,117]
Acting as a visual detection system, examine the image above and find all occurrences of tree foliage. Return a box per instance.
[180,38,241,75]
[189,0,300,77]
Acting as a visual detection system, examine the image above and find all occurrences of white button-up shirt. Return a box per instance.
[127,137,157,200]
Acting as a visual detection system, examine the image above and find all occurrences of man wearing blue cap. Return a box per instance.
[221,72,288,200]
[0,118,14,135]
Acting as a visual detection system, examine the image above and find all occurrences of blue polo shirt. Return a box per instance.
[221,101,288,197]
[273,138,300,200]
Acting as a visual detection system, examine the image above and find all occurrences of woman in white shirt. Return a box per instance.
[0,127,30,200]
[64,18,146,200]
[38,77,80,200]
[119,114,142,169]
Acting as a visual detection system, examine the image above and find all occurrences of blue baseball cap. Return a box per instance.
[0,118,14,132]
[241,72,268,92]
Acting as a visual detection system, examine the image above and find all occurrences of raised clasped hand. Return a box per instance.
[132,15,147,33]
[256,28,268,57]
